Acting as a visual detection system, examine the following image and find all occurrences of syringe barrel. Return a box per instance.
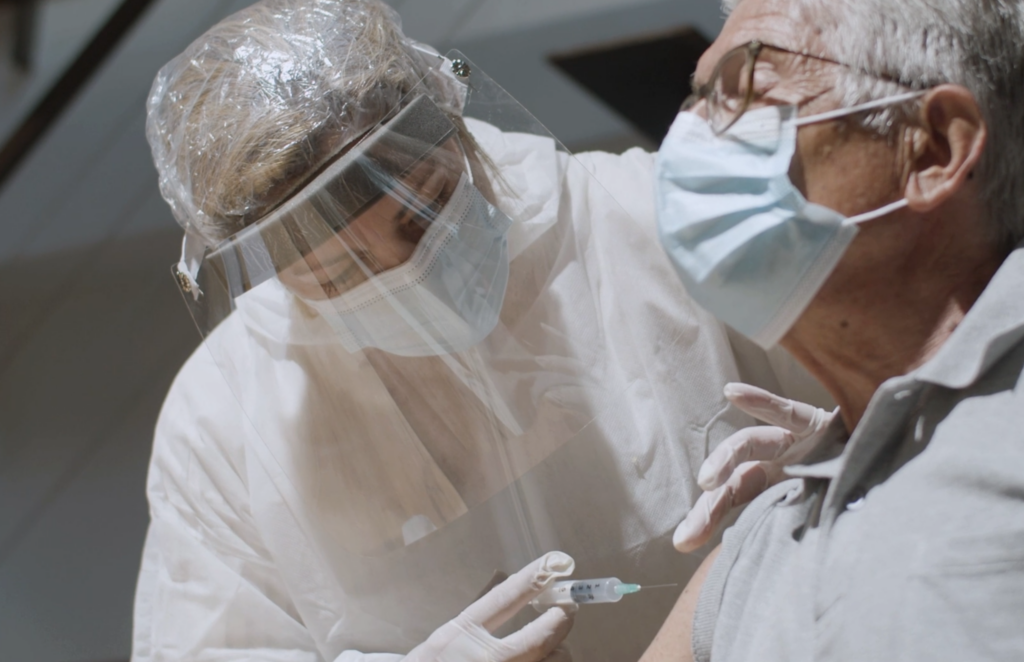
[531,578,624,610]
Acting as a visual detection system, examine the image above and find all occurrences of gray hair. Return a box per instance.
[724,0,1024,251]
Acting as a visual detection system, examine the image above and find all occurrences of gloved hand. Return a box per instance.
[674,383,836,553]
[403,551,577,662]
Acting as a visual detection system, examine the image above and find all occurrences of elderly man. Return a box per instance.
[644,0,1024,660]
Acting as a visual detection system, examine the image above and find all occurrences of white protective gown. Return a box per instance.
[132,123,809,662]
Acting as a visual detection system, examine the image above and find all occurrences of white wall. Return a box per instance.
[0,228,197,661]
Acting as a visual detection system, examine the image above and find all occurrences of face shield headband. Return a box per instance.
[176,94,462,305]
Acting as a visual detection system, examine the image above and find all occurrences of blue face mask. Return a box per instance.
[655,93,923,348]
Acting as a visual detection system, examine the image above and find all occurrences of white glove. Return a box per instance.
[674,383,836,553]
[394,551,576,662]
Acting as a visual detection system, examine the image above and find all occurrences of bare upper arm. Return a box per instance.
[639,545,721,662]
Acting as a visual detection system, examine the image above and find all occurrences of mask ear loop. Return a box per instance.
[792,90,924,227]
[794,90,926,127]
[842,198,910,226]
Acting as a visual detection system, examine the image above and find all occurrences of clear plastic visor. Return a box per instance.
[168,53,695,659]
[196,94,468,306]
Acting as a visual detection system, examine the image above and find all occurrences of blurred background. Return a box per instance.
[0,1,723,660]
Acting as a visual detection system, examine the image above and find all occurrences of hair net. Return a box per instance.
[146,0,466,247]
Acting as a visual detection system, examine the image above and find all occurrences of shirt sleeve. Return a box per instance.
[690,480,810,662]
[132,351,322,662]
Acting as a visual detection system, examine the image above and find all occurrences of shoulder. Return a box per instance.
[703,479,812,596]
[569,147,656,214]
[149,316,256,506]
[692,479,815,662]
[465,118,559,176]
[915,338,1024,487]
[572,146,655,177]
[944,338,1024,432]
[548,146,660,252]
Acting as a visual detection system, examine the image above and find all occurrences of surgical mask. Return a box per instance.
[305,173,513,357]
[655,92,923,348]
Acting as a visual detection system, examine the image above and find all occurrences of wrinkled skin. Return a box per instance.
[641,1,1001,660]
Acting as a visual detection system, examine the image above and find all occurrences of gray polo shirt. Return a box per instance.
[693,244,1024,662]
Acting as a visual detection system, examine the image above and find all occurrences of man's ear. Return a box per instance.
[904,85,986,212]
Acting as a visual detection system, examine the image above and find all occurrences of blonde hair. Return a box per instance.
[147,0,466,245]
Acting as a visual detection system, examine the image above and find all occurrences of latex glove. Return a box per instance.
[674,383,836,553]
[404,551,576,662]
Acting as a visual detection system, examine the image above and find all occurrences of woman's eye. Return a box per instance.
[333,259,365,283]
[407,188,450,227]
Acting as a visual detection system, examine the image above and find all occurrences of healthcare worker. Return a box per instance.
[133,1,826,660]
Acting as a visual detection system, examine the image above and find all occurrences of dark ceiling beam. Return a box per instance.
[11,0,38,70]
[550,26,710,144]
[0,0,159,193]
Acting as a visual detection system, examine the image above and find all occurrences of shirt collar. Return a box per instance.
[784,239,1024,484]
[783,416,849,480]
[914,243,1024,390]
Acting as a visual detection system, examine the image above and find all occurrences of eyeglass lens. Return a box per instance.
[709,45,758,134]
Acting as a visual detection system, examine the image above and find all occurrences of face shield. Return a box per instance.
[184,92,508,358]
[171,52,692,656]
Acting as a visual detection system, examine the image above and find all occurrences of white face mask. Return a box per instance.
[655,92,923,348]
[304,174,513,357]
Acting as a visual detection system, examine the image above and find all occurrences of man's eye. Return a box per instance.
[751,64,781,95]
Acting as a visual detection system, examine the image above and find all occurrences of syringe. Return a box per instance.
[531,578,674,610]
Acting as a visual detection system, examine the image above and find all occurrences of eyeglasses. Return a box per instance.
[684,40,903,135]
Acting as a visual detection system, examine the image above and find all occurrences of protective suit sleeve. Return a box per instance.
[567,145,753,440]
[132,346,322,662]
[570,147,658,236]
